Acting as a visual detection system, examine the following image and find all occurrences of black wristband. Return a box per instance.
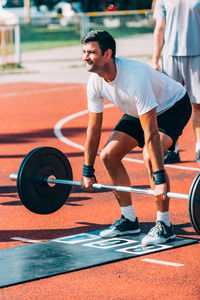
[83,164,95,178]
[152,170,166,185]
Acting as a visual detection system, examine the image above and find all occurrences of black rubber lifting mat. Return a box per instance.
[0,230,198,288]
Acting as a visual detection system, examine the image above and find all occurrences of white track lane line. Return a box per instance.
[54,106,200,172]
[141,258,184,267]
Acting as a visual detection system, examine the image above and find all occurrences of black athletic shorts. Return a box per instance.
[113,92,192,151]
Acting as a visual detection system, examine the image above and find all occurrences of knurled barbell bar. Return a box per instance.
[9,147,200,234]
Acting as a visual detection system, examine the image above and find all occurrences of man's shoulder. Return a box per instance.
[87,73,102,92]
[116,57,149,74]
[116,57,143,69]
[88,72,101,83]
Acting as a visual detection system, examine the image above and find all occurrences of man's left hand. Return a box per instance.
[154,183,168,199]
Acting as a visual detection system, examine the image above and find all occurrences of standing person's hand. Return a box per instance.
[152,62,161,72]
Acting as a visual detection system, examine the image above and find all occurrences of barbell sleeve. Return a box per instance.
[9,173,189,200]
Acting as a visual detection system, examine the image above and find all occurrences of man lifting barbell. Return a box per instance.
[80,30,192,245]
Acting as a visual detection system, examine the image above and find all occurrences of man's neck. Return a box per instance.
[98,60,116,82]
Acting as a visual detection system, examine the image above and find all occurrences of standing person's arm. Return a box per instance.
[152,18,166,71]
[81,111,103,191]
[151,0,157,10]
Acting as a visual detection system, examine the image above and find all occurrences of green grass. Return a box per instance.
[21,40,80,52]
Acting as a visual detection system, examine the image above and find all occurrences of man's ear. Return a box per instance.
[105,49,112,59]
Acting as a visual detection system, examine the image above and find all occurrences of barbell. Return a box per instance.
[9,147,200,234]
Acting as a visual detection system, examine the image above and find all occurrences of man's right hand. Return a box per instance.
[152,62,161,72]
[81,176,96,192]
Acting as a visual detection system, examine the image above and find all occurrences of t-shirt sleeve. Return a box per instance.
[87,75,104,113]
[132,72,158,116]
[153,0,166,19]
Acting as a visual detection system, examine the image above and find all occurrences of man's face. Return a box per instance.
[82,41,108,73]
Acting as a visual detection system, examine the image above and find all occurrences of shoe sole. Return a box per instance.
[100,228,140,238]
[142,234,176,246]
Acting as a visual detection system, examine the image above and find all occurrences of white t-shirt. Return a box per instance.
[87,57,186,118]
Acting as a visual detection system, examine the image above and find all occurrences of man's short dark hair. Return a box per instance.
[81,30,116,59]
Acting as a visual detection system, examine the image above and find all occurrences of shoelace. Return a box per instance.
[149,222,164,235]
[111,217,125,227]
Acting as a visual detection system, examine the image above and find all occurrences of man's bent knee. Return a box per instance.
[100,148,121,169]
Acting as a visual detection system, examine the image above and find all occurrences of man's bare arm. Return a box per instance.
[152,18,166,71]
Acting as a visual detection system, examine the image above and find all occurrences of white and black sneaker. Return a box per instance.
[142,221,176,246]
[100,215,140,238]
[164,150,180,164]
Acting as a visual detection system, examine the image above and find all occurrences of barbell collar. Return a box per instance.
[10,174,17,181]
[10,173,188,200]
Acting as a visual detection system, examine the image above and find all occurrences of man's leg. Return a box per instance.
[99,130,140,237]
[142,132,176,245]
[100,130,138,206]
[184,55,200,162]
[192,103,200,163]
[162,56,182,164]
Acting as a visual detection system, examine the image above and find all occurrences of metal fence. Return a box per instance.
[1,9,154,67]
[0,23,20,67]
[21,9,154,43]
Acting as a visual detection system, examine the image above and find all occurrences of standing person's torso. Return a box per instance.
[153,0,200,56]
